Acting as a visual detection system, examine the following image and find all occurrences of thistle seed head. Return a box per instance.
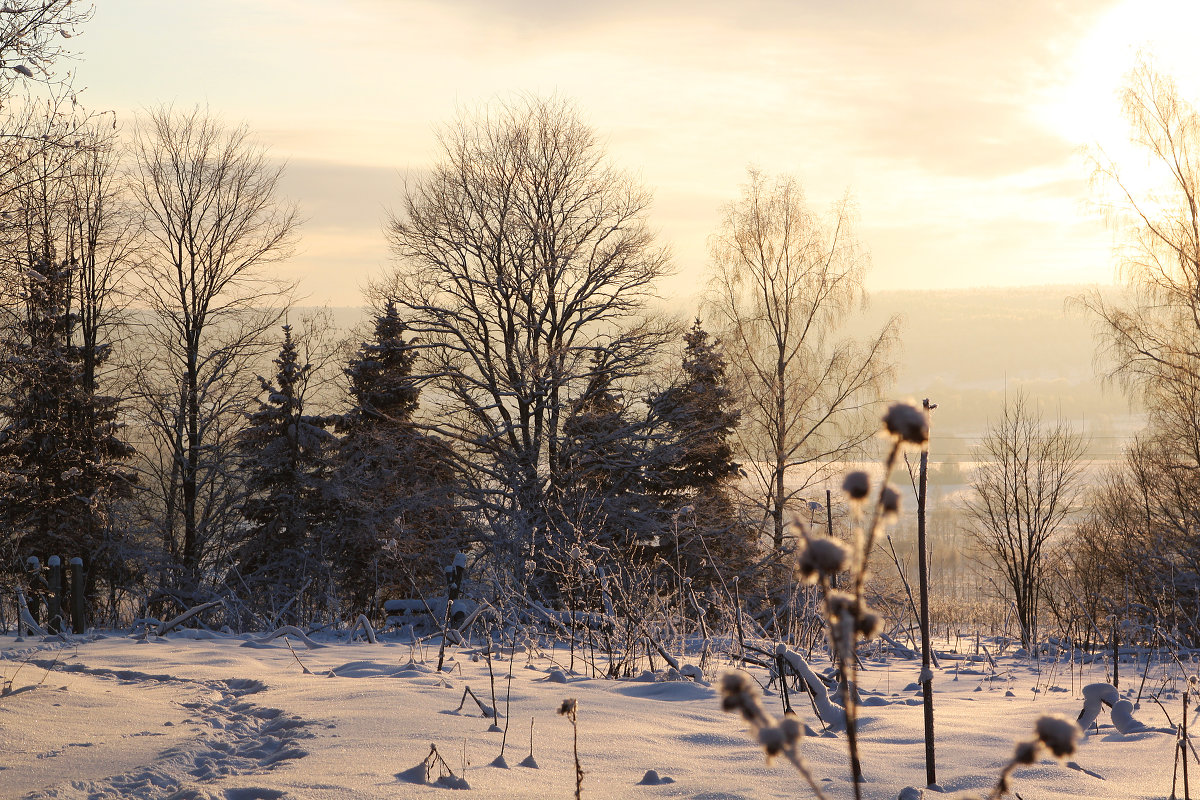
[1013,740,1039,765]
[720,670,767,724]
[780,713,803,746]
[842,471,870,501]
[796,537,849,584]
[883,402,929,445]
[881,485,901,520]
[1034,714,1081,759]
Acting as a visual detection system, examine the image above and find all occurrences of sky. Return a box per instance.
[64,0,1200,309]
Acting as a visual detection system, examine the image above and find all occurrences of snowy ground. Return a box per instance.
[0,630,1183,799]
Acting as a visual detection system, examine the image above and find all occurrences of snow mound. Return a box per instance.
[638,768,676,785]
[1078,683,1152,734]
[614,680,714,702]
[1111,699,1149,734]
[327,660,405,678]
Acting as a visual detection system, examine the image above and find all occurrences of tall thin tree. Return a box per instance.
[130,107,297,592]
[707,169,897,557]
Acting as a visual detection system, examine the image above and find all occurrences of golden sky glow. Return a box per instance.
[72,0,1197,308]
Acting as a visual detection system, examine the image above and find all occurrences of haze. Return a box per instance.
[74,0,1200,308]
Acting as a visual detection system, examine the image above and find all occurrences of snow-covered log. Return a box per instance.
[1077,682,1151,734]
[878,631,919,659]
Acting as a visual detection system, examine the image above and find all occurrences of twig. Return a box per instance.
[282,635,314,674]
[558,699,583,800]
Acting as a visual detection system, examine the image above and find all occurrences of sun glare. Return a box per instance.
[1042,0,1200,151]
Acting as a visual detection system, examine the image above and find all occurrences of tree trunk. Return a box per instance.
[183,357,200,583]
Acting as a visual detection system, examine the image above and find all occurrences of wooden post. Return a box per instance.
[1112,626,1120,690]
[47,556,63,634]
[918,398,936,787]
[826,488,837,589]
[70,557,86,633]
[1184,690,1191,800]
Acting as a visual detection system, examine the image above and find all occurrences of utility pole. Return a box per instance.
[918,398,936,787]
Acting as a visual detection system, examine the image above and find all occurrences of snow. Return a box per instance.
[0,632,1182,799]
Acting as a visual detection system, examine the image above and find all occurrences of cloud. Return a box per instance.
[81,0,1126,302]
[275,158,410,230]
[411,0,1118,180]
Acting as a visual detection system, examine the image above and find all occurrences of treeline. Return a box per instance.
[0,89,896,630]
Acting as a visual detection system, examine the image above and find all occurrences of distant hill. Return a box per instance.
[313,283,1145,462]
[852,284,1142,460]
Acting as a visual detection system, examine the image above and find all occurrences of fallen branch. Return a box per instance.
[455,684,498,718]
[16,588,48,638]
[156,599,223,636]
[282,635,315,674]
[246,625,327,649]
[348,614,378,644]
[777,644,847,732]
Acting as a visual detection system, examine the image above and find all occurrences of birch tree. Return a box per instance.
[964,393,1085,649]
[707,169,897,555]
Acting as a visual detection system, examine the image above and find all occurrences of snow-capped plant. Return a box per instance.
[719,670,828,799]
[981,713,1081,799]
[557,698,583,800]
[723,401,927,799]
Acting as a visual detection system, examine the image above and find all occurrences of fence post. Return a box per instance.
[47,556,63,634]
[70,557,86,633]
[24,557,42,629]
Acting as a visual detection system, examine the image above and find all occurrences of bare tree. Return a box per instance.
[0,118,142,394]
[0,1,90,85]
[964,392,1085,649]
[1071,60,1200,642]
[0,2,102,209]
[65,123,141,394]
[129,108,297,591]
[381,95,672,567]
[706,169,898,555]
[1078,60,1200,465]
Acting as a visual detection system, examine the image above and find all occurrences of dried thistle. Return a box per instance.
[882,402,929,445]
[842,471,870,501]
[987,714,1082,799]
[1034,714,1080,760]
[796,537,849,584]
[880,485,901,520]
[719,671,827,800]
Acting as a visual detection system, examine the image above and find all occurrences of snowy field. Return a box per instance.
[0,630,1182,799]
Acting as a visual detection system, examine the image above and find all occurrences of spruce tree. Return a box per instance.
[0,257,135,601]
[648,319,756,590]
[232,325,335,625]
[330,302,463,613]
[558,354,653,556]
